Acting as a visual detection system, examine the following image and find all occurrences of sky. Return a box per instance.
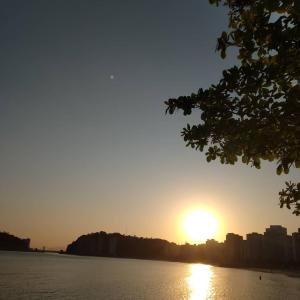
[0,0,299,250]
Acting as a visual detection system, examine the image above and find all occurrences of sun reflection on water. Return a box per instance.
[187,264,213,300]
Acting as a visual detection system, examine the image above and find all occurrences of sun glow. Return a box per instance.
[183,210,218,244]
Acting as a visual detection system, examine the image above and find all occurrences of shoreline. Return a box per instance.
[245,267,300,278]
[217,263,300,278]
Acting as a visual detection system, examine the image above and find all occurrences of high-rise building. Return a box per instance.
[205,239,223,263]
[224,233,243,264]
[292,228,300,264]
[244,233,263,264]
[262,225,292,264]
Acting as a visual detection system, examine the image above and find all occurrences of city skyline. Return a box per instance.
[4,223,300,269]
[0,0,299,250]
[2,223,300,251]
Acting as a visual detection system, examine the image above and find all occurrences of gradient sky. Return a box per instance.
[0,0,299,250]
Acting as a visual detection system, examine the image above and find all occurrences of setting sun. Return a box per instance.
[183,210,218,244]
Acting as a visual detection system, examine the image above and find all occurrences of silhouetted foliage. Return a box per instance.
[165,0,300,215]
[280,182,300,215]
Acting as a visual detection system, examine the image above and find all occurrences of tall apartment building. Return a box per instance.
[224,233,243,264]
[243,232,263,264]
[292,229,300,264]
[262,225,292,264]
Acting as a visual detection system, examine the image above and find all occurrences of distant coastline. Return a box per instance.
[2,227,300,275]
[65,227,300,271]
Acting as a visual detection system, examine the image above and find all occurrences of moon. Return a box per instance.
[110,75,115,80]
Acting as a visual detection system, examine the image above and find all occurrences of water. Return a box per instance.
[0,251,300,299]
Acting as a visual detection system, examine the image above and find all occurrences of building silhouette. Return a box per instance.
[244,233,263,265]
[66,226,300,268]
[292,229,300,263]
[214,225,300,267]
[224,233,243,265]
[262,225,289,264]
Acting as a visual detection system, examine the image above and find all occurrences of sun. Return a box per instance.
[183,210,218,244]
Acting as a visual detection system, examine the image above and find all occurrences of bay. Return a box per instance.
[0,251,300,299]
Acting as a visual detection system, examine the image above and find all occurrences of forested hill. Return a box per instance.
[66,231,201,262]
[0,231,30,251]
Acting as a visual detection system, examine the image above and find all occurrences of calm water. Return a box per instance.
[0,251,300,299]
